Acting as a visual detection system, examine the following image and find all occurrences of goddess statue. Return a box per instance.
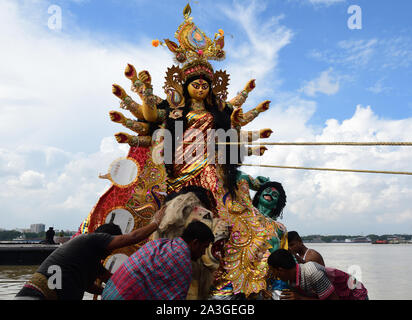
[210,174,289,299]
[75,4,286,298]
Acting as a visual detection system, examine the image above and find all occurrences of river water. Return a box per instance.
[0,243,411,300]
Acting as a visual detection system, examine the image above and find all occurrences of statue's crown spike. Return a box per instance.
[152,4,226,81]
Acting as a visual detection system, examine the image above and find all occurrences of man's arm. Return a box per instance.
[306,250,325,266]
[97,263,113,283]
[86,281,104,295]
[106,206,166,252]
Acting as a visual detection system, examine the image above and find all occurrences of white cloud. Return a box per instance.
[311,37,412,71]
[0,0,172,152]
[300,68,340,97]
[0,136,128,229]
[1,0,412,236]
[7,170,46,189]
[242,104,412,235]
[219,0,293,100]
[310,39,378,68]
[367,79,391,94]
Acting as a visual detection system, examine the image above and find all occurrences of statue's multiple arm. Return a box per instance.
[236,171,271,191]
[240,129,273,142]
[109,111,150,135]
[228,79,256,108]
[231,100,271,128]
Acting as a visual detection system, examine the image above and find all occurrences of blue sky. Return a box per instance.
[1,0,412,235]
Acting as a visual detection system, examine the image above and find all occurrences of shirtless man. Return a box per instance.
[287,231,325,266]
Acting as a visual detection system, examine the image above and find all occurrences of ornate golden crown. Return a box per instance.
[153,4,225,82]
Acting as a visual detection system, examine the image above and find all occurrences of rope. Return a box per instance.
[240,164,412,176]
[220,141,412,146]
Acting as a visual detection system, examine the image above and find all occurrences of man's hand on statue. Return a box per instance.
[261,289,273,300]
[259,128,273,139]
[138,70,152,88]
[109,111,126,124]
[114,132,132,144]
[280,290,298,300]
[256,100,270,113]
[153,205,167,227]
[244,79,256,93]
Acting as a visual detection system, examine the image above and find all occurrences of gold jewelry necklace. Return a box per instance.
[191,100,206,112]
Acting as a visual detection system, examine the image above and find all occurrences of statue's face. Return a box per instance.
[259,186,279,217]
[188,79,210,101]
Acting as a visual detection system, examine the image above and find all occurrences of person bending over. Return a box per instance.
[102,220,214,300]
[15,207,166,300]
[267,249,368,300]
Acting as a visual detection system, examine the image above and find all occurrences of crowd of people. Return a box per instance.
[14,185,368,301]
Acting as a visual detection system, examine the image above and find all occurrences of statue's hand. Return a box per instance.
[125,64,138,82]
[259,128,273,139]
[112,84,128,100]
[114,132,133,144]
[248,146,267,156]
[138,70,152,88]
[109,111,126,124]
[257,176,270,184]
[244,79,256,93]
[231,107,244,127]
[256,100,270,113]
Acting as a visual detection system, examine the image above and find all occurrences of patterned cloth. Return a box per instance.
[295,262,368,300]
[102,237,192,300]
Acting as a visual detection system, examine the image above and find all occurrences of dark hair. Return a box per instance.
[165,185,217,212]
[268,249,296,270]
[94,223,122,236]
[182,221,215,243]
[164,75,241,198]
[287,231,302,243]
[252,181,287,219]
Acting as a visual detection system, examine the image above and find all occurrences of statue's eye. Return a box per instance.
[191,83,200,89]
[201,84,209,90]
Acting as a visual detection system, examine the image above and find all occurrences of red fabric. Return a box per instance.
[87,146,150,232]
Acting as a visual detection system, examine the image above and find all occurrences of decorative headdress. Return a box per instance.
[153,4,229,110]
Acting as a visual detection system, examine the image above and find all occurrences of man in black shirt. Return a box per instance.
[15,207,166,300]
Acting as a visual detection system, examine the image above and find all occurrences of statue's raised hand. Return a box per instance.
[231,107,244,127]
[109,111,126,124]
[259,128,273,139]
[114,132,133,144]
[125,64,138,82]
[138,70,152,88]
[112,84,128,100]
[244,79,256,93]
[248,146,268,156]
[256,100,270,113]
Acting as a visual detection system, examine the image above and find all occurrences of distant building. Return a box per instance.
[30,224,45,233]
